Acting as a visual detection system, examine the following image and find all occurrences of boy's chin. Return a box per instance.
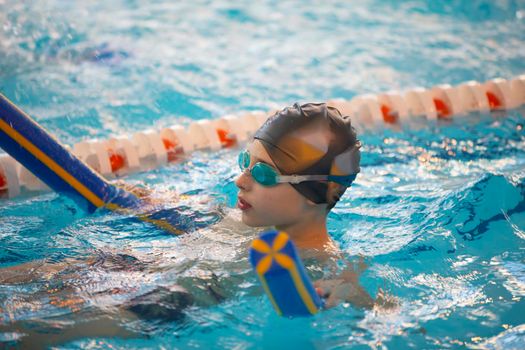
[241,218,260,227]
[241,213,267,228]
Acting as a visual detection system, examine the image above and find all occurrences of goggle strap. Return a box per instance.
[277,175,327,184]
[328,174,357,186]
[277,174,357,186]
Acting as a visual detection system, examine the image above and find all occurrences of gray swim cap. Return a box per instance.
[254,102,361,208]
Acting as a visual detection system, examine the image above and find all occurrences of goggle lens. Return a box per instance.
[238,150,279,186]
[238,150,251,171]
[251,163,278,186]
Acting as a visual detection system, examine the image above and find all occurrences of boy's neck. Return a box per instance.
[275,216,332,250]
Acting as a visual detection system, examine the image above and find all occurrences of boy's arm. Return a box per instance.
[313,256,375,309]
[314,268,375,309]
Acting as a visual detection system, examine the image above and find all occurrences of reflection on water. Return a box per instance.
[0,0,524,348]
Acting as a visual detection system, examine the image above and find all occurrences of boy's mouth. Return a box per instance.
[237,197,252,211]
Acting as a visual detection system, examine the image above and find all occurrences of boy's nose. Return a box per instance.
[235,170,252,190]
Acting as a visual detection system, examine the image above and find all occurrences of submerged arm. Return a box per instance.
[314,256,397,310]
[314,257,375,309]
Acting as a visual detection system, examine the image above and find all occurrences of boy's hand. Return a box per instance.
[314,278,375,309]
[314,278,346,308]
[315,280,398,310]
[313,257,398,310]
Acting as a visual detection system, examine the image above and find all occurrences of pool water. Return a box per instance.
[1,0,525,349]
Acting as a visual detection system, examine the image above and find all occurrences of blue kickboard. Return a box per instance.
[249,230,324,317]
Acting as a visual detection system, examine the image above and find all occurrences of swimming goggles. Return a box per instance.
[238,150,356,187]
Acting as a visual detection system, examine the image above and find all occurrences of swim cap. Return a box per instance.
[254,102,361,208]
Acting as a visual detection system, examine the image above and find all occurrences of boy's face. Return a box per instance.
[235,140,313,228]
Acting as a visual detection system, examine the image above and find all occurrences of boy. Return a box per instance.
[234,102,379,308]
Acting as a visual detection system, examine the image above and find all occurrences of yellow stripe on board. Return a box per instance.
[288,264,319,315]
[259,274,282,316]
[107,203,184,235]
[136,214,184,235]
[0,118,105,208]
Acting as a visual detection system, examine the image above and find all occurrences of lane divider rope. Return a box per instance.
[1,75,524,199]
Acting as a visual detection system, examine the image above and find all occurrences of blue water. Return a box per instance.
[1,0,524,349]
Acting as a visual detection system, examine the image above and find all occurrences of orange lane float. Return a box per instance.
[433,98,451,119]
[162,137,184,163]
[0,169,7,197]
[486,91,503,110]
[380,104,398,124]
[108,148,126,173]
[216,128,237,148]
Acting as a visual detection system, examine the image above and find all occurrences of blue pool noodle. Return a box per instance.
[249,230,324,317]
[0,93,139,212]
[0,93,192,234]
